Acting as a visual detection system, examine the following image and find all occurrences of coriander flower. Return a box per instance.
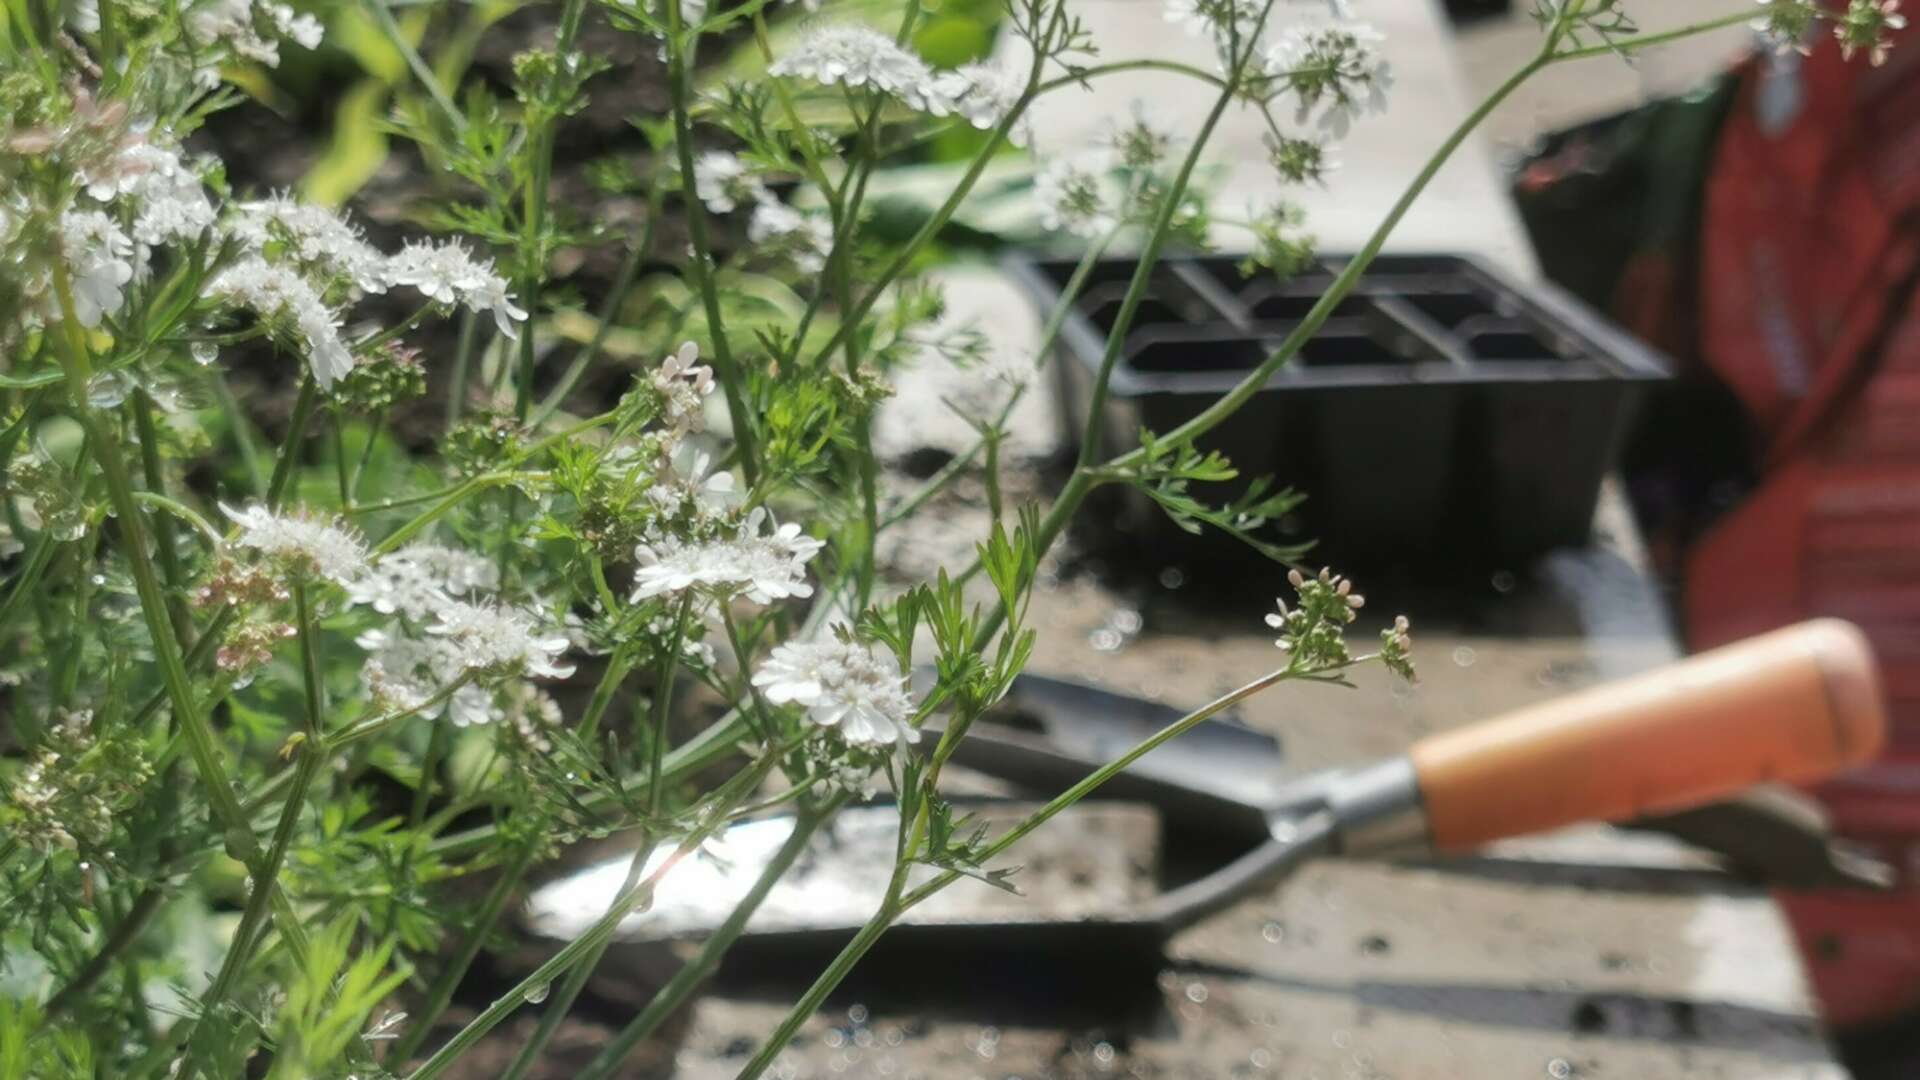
[385,239,528,338]
[59,210,139,327]
[208,257,355,387]
[426,599,576,679]
[692,151,771,214]
[932,62,1027,142]
[1265,132,1338,186]
[231,195,389,294]
[80,139,214,246]
[752,635,919,746]
[357,628,494,723]
[221,502,371,586]
[771,25,949,115]
[186,0,322,78]
[349,543,500,619]
[1264,23,1393,139]
[1835,0,1907,64]
[652,340,716,434]
[1752,0,1823,53]
[1033,151,1117,238]
[1104,101,1182,171]
[1164,0,1266,39]
[631,507,824,605]
[748,201,833,274]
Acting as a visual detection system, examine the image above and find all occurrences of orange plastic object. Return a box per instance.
[1410,620,1888,852]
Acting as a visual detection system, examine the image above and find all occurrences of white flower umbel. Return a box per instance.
[209,257,354,387]
[59,210,139,327]
[652,341,716,434]
[231,195,389,294]
[1164,0,1266,39]
[349,543,500,619]
[1033,151,1116,238]
[632,507,824,605]
[753,635,919,746]
[221,502,371,587]
[1264,22,1393,139]
[426,599,576,679]
[1104,101,1183,171]
[747,201,833,274]
[692,151,771,214]
[932,62,1027,143]
[185,0,322,80]
[770,25,949,115]
[385,239,528,338]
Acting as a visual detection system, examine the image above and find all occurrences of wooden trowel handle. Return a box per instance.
[1408,620,1887,852]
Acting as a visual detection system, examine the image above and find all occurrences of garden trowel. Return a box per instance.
[526,619,1889,957]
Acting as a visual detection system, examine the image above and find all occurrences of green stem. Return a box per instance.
[267,378,321,509]
[131,389,194,645]
[49,265,303,963]
[187,583,327,1069]
[446,310,477,430]
[364,0,466,131]
[576,800,838,1080]
[404,747,788,1080]
[495,603,689,1079]
[668,0,760,483]
[388,844,538,1064]
[530,210,656,427]
[1553,8,1752,58]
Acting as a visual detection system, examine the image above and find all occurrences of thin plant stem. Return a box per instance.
[576,799,840,1080]
[668,0,760,483]
[495,602,690,1078]
[267,377,321,509]
[184,583,328,1072]
[388,844,538,1064]
[403,744,793,1080]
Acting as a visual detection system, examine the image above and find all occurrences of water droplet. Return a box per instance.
[1088,627,1124,652]
[848,1004,868,1024]
[90,574,106,586]
[1261,920,1286,944]
[1092,1041,1115,1064]
[1185,982,1209,1004]
[824,1029,846,1049]
[191,342,217,366]
[1490,570,1517,594]
[1159,566,1186,589]
[86,371,130,408]
[1250,1048,1272,1069]
[1546,1059,1573,1079]
[1110,608,1143,635]
[523,981,550,1004]
[1451,646,1476,668]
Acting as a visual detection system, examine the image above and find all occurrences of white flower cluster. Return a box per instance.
[692,151,771,214]
[209,257,356,387]
[752,633,919,746]
[31,127,524,389]
[632,507,824,606]
[387,239,529,338]
[747,200,835,274]
[219,503,574,724]
[651,341,716,434]
[1264,22,1393,138]
[184,0,323,85]
[230,195,389,294]
[222,502,372,586]
[771,25,1025,132]
[1033,152,1117,238]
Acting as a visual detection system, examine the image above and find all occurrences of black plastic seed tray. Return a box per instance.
[1004,252,1673,569]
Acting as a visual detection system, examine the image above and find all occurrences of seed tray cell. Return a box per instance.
[1006,251,1672,569]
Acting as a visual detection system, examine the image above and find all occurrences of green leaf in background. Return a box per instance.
[302,78,392,205]
[911,12,992,67]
